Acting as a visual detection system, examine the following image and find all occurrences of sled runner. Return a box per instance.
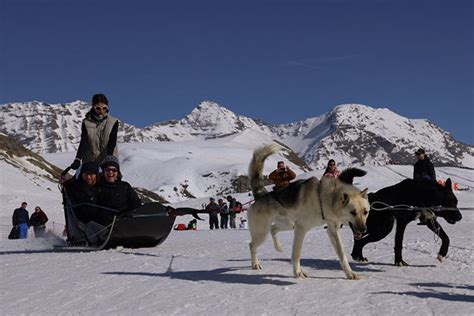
[59,167,204,251]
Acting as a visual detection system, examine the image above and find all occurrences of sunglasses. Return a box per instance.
[329,163,335,166]
[105,168,118,173]
[94,105,108,112]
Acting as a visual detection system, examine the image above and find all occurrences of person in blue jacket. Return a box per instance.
[12,202,30,239]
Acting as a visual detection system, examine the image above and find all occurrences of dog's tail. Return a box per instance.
[338,167,367,185]
[248,143,279,199]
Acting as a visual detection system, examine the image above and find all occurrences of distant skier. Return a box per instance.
[69,93,119,170]
[413,148,436,181]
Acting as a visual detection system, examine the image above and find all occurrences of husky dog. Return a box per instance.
[248,144,370,279]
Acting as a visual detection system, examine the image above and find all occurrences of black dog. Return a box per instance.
[350,178,462,266]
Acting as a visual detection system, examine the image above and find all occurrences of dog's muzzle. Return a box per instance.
[349,222,367,240]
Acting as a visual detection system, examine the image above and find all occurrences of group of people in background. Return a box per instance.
[205,195,242,230]
[10,202,49,239]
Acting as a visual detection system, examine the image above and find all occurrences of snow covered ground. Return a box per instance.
[1,211,473,315]
[1,158,473,314]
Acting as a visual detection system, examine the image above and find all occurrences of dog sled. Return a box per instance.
[59,167,204,251]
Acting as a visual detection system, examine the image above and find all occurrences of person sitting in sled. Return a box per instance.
[96,156,141,225]
[269,161,296,191]
[65,161,101,223]
[69,93,119,172]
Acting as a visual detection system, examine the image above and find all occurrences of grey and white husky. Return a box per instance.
[247,144,370,279]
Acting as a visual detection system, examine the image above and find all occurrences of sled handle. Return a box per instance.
[61,166,72,177]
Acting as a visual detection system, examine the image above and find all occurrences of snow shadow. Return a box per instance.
[411,282,474,291]
[116,250,162,258]
[272,258,384,273]
[0,249,60,255]
[102,266,297,286]
[363,261,437,268]
[373,282,474,302]
[373,290,473,303]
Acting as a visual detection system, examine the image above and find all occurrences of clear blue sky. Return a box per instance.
[1,0,472,144]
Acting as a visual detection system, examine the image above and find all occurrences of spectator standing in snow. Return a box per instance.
[29,206,49,237]
[218,198,229,229]
[269,161,296,190]
[205,197,220,230]
[12,202,30,239]
[69,94,119,171]
[413,148,436,181]
[96,156,141,226]
[323,159,341,178]
[226,195,237,229]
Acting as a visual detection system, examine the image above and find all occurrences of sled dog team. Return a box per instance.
[246,144,461,280]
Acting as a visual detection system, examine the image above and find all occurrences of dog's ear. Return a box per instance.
[342,193,350,206]
[360,188,368,198]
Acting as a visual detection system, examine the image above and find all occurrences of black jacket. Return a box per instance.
[97,178,142,215]
[30,210,48,227]
[65,178,100,223]
[12,208,29,226]
[414,156,436,181]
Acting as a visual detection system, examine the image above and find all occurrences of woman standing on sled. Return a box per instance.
[69,93,119,171]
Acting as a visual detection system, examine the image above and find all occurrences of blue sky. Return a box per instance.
[1,0,472,144]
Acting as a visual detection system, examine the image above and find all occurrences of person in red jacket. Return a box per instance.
[29,206,49,238]
[323,159,341,178]
[268,161,296,190]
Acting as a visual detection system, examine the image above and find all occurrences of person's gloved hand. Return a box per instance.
[70,158,81,170]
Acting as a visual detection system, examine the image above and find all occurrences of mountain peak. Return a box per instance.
[187,101,236,123]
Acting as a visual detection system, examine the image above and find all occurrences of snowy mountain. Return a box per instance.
[1,100,473,168]
[291,104,474,168]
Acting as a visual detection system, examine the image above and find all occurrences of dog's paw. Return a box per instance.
[354,257,368,263]
[395,260,409,266]
[252,262,263,270]
[294,270,308,279]
[437,255,446,263]
[274,242,283,252]
[347,272,360,280]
